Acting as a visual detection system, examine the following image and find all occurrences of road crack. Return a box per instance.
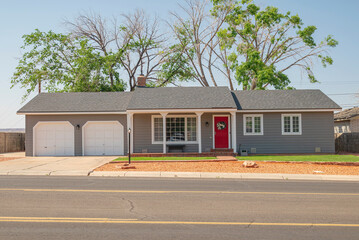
[246,220,254,228]
[121,197,150,220]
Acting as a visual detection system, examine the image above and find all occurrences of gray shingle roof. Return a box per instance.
[17,92,133,113]
[126,87,237,110]
[231,89,341,110]
[18,88,341,113]
[334,107,359,121]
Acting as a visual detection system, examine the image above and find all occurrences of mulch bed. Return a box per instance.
[260,161,359,166]
[96,161,359,175]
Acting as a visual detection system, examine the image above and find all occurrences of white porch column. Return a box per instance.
[196,112,204,153]
[130,113,134,154]
[127,113,134,154]
[160,112,168,153]
[231,112,237,153]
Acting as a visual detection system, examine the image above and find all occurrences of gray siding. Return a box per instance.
[25,111,335,156]
[25,114,127,156]
[133,114,162,153]
[236,112,335,154]
[201,113,214,152]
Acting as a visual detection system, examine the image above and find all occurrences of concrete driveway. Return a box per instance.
[0,152,116,176]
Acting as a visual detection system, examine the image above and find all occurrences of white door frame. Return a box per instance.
[82,121,124,156]
[33,121,74,157]
[212,115,231,149]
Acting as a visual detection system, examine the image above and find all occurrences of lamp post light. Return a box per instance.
[122,128,135,169]
[128,128,131,165]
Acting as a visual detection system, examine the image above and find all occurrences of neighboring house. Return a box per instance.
[334,107,359,133]
[17,77,341,156]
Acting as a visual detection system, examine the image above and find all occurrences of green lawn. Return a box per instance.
[112,157,215,162]
[237,155,359,162]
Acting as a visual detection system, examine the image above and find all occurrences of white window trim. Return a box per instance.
[243,114,264,136]
[281,114,302,135]
[151,115,198,144]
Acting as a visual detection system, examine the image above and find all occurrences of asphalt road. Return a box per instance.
[0,176,358,240]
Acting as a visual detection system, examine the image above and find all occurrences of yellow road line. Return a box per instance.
[0,217,358,227]
[0,217,137,221]
[0,188,358,196]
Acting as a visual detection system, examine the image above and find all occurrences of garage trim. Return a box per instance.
[82,121,124,156]
[33,121,75,157]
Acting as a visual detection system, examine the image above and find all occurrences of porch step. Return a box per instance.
[210,148,234,153]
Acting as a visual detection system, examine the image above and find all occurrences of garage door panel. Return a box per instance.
[34,122,74,156]
[83,122,124,156]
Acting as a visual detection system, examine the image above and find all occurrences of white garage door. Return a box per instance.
[83,121,124,156]
[34,122,74,156]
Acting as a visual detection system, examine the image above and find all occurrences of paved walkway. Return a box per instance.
[0,152,116,176]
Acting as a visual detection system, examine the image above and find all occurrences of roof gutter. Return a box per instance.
[126,108,237,114]
[17,112,127,115]
[237,108,341,113]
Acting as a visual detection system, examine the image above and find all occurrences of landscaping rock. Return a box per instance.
[120,164,136,169]
[242,161,258,168]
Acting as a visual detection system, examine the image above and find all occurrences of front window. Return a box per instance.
[244,115,263,135]
[282,114,302,135]
[152,116,197,143]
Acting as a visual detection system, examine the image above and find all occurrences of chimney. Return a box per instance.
[137,75,147,87]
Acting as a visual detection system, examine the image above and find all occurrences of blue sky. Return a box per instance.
[0,0,358,128]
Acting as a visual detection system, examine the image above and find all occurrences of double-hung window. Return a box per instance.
[282,114,302,135]
[243,114,263,135]
[152,116,197,143]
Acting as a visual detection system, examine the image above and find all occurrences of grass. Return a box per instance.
[237,155,359,162]
[112,157,215,162]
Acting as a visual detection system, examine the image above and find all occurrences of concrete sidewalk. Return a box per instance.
[90,171,359,181]
[0,153,115,176]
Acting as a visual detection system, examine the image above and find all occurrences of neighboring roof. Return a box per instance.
[231,89,341,110]
[126,87,237,110]
[334,107,359,121]
[17,92,133,113]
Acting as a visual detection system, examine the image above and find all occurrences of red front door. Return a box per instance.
[214,116,229,148]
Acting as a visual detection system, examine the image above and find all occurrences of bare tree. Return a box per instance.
[65,10,171,91]
[65,12,118,86]
[117,10,170,90]
[169,0,235,89]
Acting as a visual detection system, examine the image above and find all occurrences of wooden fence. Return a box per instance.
[0,132,25,153]
[335,133,359,153]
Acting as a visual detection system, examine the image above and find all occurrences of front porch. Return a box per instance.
[127,110,238,155]
[129,149,237,158]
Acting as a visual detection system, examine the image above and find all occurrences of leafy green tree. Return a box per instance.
[11,30,125,100]
[156,43,197,87]
[212,0,338,90]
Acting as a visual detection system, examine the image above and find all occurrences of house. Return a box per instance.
[334,107,359,133]
[17,77,341,156]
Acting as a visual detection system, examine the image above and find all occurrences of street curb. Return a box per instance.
[90,171,359,181]
[110,159,236,163]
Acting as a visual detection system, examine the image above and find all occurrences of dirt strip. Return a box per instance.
[96,161,359,175]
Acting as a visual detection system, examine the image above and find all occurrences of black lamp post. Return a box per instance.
[128,128,131,165]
